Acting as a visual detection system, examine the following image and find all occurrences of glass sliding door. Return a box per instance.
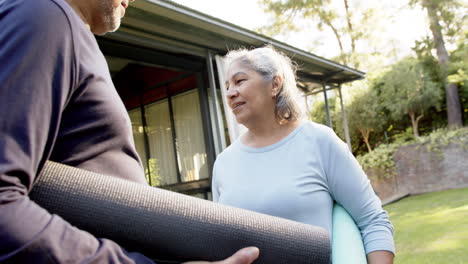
[107,52,214,198]
[128,89,210,187]
[172,89,209,182]
[128,109,148,181]
[144,100,178,186]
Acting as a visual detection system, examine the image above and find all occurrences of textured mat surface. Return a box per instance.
[30,161,330,263]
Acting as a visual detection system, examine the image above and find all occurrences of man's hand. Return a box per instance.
[184,247,260,264]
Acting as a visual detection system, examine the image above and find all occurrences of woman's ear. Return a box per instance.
[271,75,283,98]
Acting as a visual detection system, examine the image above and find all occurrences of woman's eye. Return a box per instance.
[236,79,246,84]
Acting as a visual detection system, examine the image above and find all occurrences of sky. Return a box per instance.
[171,0,430,63]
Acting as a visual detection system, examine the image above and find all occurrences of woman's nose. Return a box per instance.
[226,88,237,99]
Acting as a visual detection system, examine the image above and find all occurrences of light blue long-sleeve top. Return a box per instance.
[212,121,395,255]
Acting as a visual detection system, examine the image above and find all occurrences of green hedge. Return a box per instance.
[357,127,468,180]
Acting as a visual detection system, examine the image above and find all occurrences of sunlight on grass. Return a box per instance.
[384,188,468,264]
[426,235,465,252]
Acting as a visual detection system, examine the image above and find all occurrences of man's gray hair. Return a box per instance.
[225,45,302,123]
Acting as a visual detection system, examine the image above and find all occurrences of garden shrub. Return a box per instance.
[357,127,468,180]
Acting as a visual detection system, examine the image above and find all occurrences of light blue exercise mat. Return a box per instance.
[332,204,367,264]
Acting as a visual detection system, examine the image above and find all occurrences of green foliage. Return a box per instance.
[357,143,399,179]
[257,0,383,68]
[145,158,162,187]
[347,88,385,131]
[378,57,443,120]
[371,57,444,136]
[412,36,468,125]
[346,88,387,152]
[448,41,468,81]
[448,42,468,123]
[448,33,468,78]
[411,0,466,127]
[416,126,468,154]
[392,127,416,144]
[258,0,347,63]
[357,127,468,180]
[260,0,467,150]
[258,0,332,36]
[308,53,465,155]
[308,95,363,152]
[412,38,444,84]
[448,69,467,85]
[309,96,336,126]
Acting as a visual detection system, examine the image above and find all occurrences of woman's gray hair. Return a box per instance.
[225,45,303,123]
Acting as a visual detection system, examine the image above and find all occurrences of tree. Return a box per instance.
[447,35,468,123]
[309,96,337,127]
[258,0,381,68]
[259,0,345,63]
[378,57,443,137]
[309,93,368,153]
[410,0,465,128]
[346,89,385,152]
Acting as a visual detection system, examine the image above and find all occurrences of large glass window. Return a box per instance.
[128,89,209,187]
[107,54,215,197]
[128,109,148,180]
[173,90,208,182]
[145,99,177,186]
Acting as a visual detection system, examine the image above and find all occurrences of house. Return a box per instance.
[97,0,365,198]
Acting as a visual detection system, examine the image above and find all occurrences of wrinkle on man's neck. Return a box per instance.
[65,0,92,32]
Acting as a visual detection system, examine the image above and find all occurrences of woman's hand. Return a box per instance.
[183,247,259,264]
[367,250,394,264]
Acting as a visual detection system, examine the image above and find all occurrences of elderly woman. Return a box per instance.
[212,46,395,263]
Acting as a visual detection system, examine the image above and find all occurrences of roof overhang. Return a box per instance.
[101,0,365,88]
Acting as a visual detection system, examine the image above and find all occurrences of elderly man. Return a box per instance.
[0,0,259,263]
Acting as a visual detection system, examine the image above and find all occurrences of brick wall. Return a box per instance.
[366,142,468,203]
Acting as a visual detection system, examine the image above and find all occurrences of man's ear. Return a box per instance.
[271,75,283,97]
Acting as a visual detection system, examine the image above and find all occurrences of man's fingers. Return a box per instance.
[221,247,259,264]
[182,247,260,264]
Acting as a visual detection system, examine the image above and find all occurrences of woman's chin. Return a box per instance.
[235,117,244,125]
[234,114,247,125]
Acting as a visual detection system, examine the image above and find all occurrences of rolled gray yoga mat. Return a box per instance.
[30,161,330,263]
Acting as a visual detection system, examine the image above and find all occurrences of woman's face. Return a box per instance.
[225,61,277,126]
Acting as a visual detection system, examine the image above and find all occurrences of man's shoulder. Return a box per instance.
[0,0,89,62]
[1,0,78,33]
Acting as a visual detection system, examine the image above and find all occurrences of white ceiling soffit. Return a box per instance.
[109,0,365,84]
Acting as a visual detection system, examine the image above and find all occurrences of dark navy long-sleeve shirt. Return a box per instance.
[0,0,153,262]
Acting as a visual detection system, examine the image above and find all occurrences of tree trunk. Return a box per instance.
[445,82,463,128]
[424,0,463,128]
[343,0,358,68]
[315,7,346,65]
[359,128,372,152]
[325,18,346,65]
[343,0,355,53]
[415,114,424,136]
[409,111,423,137]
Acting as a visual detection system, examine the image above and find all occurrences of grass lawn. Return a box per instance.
[384,188,468,264]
